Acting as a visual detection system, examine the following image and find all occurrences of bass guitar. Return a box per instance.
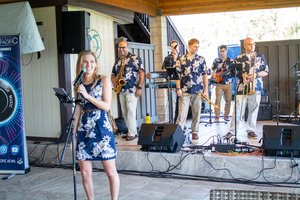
[215,68,231,83]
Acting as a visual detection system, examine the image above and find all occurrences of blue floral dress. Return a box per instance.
[76,79,117,161]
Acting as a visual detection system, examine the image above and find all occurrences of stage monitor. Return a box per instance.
[262,125,300,157]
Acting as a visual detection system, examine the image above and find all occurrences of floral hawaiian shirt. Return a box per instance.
[112,52,144,94]
[176,53,208,94]
[211,57,234,85]
[234,52,269,94]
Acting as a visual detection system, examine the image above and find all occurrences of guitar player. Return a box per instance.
[211,45,233,122]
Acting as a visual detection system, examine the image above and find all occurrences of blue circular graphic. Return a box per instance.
[10,145,19,155]
[0,144,8,155]
[88,29,102,59]
[0,78,18,126]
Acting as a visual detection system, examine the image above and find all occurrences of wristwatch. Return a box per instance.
[137,85,142,89]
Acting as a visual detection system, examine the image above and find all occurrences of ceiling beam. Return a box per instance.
[91,0,158,16]
[0,0,299,16]
[158,0,300,16]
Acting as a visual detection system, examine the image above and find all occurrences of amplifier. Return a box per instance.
[257,103,272,121]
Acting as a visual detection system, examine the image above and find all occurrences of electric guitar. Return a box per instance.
[215,68,231,83]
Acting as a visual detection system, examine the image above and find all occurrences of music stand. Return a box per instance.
[53,87,78,200]
[230,63,243,149]
[53,87,73,104]
[200,80,227,126]
[165,66,179,123]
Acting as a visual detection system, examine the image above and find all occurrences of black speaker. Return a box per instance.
[257,103,272,121]
[63,11,90,54]
[262,125,300,157]
[138,123,184,153]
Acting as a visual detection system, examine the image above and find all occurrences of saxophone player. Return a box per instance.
[111,40,145,141]
[225,37,269,141]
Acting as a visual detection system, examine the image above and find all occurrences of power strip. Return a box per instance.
[210,144,235,153]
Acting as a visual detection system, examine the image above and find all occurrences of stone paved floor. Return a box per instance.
[0,166,299,200]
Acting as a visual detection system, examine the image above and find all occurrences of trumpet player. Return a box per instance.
[111,40,144,141]
[175,38,209,140]
[225,37,269,141]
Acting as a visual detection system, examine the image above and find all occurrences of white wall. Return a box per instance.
[22,6,120,139]
[22,7,61,138]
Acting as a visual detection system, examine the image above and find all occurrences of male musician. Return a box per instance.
[163,40,181,122]
[111,40,145,141]
[225,37,269,140]
[211,45,233,122]
[175,38,208,140]
[162,40,180,70]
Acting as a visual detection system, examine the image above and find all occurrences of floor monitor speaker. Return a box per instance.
[138,123,184,153]
[262,125,300,157]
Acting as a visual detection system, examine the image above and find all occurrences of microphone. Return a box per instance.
[289,60,300,70]
[73,67,87,86]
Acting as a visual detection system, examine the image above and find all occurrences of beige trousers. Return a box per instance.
[176,93,202,134]
[214,83,232,117]
[119,93,138,136]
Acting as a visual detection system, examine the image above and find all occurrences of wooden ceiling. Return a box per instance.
[0,0,299,16]
[91,0,300,16]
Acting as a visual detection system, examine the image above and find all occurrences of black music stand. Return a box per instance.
[200,81,227,126]
[230,63,243,148]
[165,66,179,123]
[53,87,78,200]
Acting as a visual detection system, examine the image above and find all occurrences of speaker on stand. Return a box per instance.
[62,11,90,54]
[138,124,184,153]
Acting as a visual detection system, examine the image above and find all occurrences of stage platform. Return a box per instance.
[26,119,300,184]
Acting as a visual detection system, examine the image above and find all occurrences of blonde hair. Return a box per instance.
[188,38,199,46]
[74,50,100,95]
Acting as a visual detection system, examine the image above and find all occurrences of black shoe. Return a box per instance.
[224,132,233,139]
[126,136,136,141]
[248,132,258,138]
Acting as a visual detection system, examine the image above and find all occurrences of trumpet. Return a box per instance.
[200,93,219,110]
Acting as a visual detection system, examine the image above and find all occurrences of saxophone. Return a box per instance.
[114,60,126,93]
[108,110,118,134]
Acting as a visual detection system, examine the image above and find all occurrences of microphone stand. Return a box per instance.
[289,61,300,123]
[233,68,238,150]
[57,93,80,200]
[200,81,227,126]
[54,87,83,200]
[274,87,280,126]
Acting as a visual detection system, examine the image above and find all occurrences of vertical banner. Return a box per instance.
[0,35,29,174]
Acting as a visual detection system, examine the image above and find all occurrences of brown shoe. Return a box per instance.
[214,117,219,122]
[126,136,136,141]
[247,132,258,138]
[224,132,233,139]
[224,116,230,121]
[192,133,199,140]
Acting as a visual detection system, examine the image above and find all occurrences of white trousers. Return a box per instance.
[176,93,202,134]
[229,93,261,136]
[119,93,138,136]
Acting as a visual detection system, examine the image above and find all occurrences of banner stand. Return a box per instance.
[0,35,30,175]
